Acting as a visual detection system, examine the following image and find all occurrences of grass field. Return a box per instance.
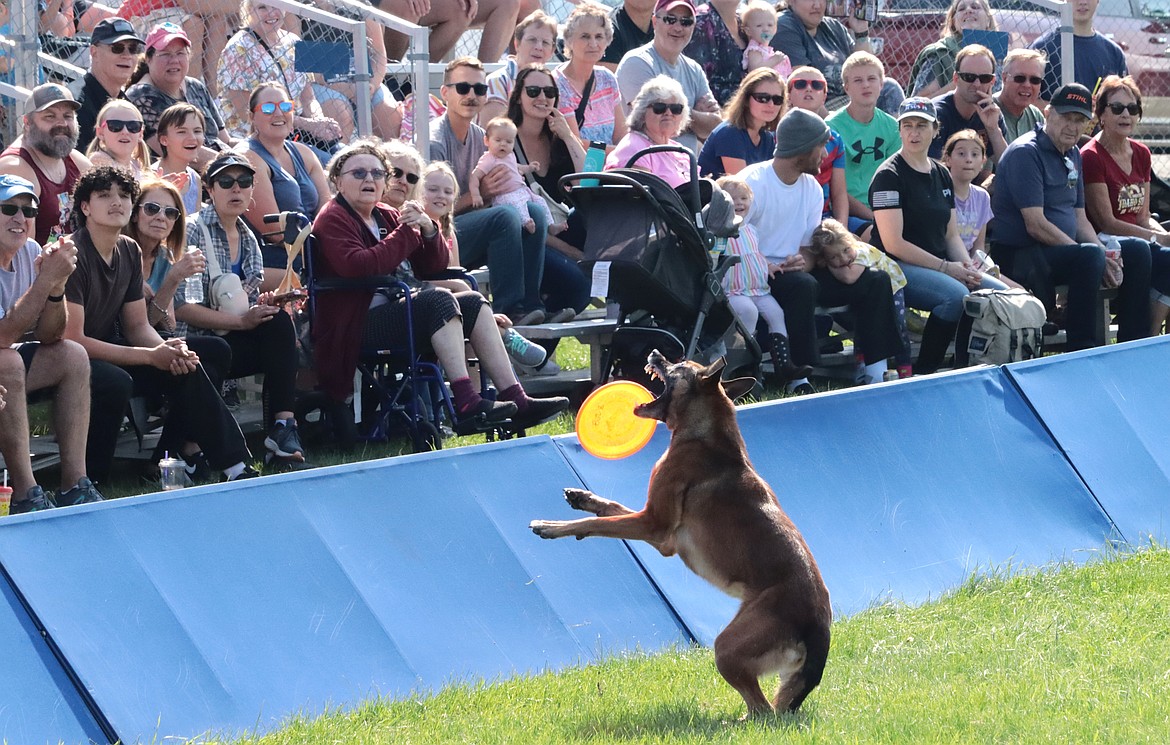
[215,547,1170,744]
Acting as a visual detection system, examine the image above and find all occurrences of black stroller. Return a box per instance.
[559,145,762,388]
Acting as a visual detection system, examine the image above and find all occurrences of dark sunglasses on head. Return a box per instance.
[957,72,996,85]
[213,174,254,189]
[1010,74,1043,86]
[751,92,785,106]
[389,166,419,184]
[140,201,181,220]
[1106,102,1141,116]
[343,167,388,181]
[789,79,826,91]
[0,204,38,218]
[657,13,694,26]
[103,119,143,133]
[254,100,294,115]
[650,102,685,115]
[449,81,488,96]
[524,85,558,99]
[106,41,144,55]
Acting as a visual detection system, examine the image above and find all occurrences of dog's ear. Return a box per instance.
[700,357,727,382]
[722,376,756,402]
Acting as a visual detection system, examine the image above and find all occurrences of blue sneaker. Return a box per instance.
[265,421,305,462]
[57,477,105,506]
[503,327,547,367]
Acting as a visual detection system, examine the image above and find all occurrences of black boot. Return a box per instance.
[916,316,959,375]
[768,333,813,382]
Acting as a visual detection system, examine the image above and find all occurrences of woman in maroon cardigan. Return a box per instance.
[310,141,568,429]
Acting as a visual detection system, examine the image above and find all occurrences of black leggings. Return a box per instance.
[361,287,488,352]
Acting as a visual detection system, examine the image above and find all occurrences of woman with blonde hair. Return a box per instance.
[908,0,998,98]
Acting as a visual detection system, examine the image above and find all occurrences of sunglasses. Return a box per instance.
[449,81,488,96]
[789,79,826,92]
[1106,102,1141,116]
[650,102,685,116]
[213,174,254,189]
[1010,74,1043,86]
[254,100,295,115]
[343,167,388,181]
[140,201,181,220]
[106,41,144,55]
[524,85,558,99]
[103,119,143,133]
[0,204,38,218]
[657,13,695,26]
[957,72,996,85]
[389,166,419,184]
[751,92,785,106]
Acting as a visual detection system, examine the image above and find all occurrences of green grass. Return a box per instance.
[211,547,1170,744]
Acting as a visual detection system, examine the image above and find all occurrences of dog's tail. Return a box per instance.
[775,619,832,712]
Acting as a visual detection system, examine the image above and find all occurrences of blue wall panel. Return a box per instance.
[0,440,685,743]
[0,566,106,744]
[560,368,1119,645]
[1006,337,1170,543]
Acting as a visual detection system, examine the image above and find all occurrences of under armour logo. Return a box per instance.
[850,138,885,163]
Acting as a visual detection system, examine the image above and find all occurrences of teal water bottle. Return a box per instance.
[579,141,607,187]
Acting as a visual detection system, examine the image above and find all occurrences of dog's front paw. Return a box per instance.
[564,488,596,511]
[529,520,562,539]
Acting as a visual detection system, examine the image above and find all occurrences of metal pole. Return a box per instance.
[352,23,372,138]
[12,0,38,91]
[1059,0,1074,87]
[411,31,430,162]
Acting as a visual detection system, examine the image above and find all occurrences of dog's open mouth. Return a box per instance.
[634,350,671,417]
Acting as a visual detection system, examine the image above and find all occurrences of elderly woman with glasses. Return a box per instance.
[605,75,693,189]
[310,141,569,432]
[555,2,627,148]
[697,68,785,178]
[238,81,332,292]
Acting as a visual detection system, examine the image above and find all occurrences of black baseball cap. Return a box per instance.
[203,152,256,183]
[91,18,144,47]
[1049,83,1093,118]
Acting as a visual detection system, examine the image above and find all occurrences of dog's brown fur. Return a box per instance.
[530,351,832,717]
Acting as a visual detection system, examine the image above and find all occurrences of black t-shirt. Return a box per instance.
[64,228,144,343]
[928,91,1007,160]
[602,6,654,66]
[868,153,955,259]
[69,73,127,152]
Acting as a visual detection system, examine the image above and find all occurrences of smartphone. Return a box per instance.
[853,0,878,23]
[269,289,305,305]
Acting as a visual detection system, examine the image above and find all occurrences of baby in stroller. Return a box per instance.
[469,117,567,235]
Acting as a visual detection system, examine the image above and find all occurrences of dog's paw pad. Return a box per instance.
[563,488,593,509]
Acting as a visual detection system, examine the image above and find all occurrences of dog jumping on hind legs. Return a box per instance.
[530,350,832,717]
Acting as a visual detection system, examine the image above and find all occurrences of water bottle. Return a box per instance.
[1104,238,1123,287]
[184,246,204,303]
[579,141,607,187]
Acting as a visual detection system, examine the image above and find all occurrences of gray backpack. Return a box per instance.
[962,289,1047,365]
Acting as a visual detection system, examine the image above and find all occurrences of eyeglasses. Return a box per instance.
[656,13,695,26]
[1063,156,1079,189]
[650,102,685,115]
[106,41,144,55]
[524,85,558,99]
[0,204,38,218]
[389,166,419,184]
[103,119,143,133]
[343,167,388,181]
[254,100,294,115]
[1010,74,1043,86]
[789,79,826,92]
[750,92,785,106]
[213,174,255,189]
[1106,102,1141,116]
[957,72,996,85]
[140,201,181,220]
[448,81,488,96]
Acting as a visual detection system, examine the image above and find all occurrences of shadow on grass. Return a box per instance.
[570,700,816,740]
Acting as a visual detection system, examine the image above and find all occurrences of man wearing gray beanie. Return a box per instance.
[740,109,904,395]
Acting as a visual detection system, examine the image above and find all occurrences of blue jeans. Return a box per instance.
[454,203,547,315]
[542,248,590,314]
[898,261,1008,323]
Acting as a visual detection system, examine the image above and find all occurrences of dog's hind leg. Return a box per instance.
[564,488,636,517]
[714,591,813,718]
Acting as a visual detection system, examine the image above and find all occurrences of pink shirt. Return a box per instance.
[605,131,691,189]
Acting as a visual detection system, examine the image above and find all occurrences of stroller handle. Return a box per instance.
[622,145,702,215]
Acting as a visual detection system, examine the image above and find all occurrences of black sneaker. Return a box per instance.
[453,397,517,435]
[57,477,105,506]
[221,378,241,410]
[264,422,306,462]
[227,465,261,482]
[511,395,571,428]
[183,451,216,485]
[788,382,816,396]
[10,485,56,514]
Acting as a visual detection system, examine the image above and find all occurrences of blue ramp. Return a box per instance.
[0,439,686,744]
[1006,337,1170,543]
[0,566,107,745]
[559,368,1119,645]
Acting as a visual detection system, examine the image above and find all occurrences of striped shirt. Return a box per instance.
[721,224,771,297]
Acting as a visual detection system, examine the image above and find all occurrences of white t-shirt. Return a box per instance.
[740,163,823,263]
[0,239,40,320]
[615,43,712,155]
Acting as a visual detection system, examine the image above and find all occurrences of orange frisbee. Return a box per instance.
[576,381,657,459]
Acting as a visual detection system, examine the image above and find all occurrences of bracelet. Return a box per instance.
[149,299,173,325]
[938,258,947,272]
[47,293,64,302]
[855,30,870,38]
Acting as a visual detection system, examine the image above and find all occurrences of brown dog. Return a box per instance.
[530,351,831,716]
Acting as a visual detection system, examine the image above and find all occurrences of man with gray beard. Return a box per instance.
[0,84,93,244]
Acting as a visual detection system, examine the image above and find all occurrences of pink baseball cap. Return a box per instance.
[144,22,190,53]
[654,0,697,14]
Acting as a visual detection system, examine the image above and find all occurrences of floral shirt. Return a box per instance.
[126,77,226,148]
[683,4,744,105]
[554,64,622,145]
[216,28,312,138]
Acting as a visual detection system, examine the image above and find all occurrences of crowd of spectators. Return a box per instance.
[2,0,1169,508]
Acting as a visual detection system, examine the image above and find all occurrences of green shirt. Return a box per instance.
[826,107,900,206]
[996,96,1044,144]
